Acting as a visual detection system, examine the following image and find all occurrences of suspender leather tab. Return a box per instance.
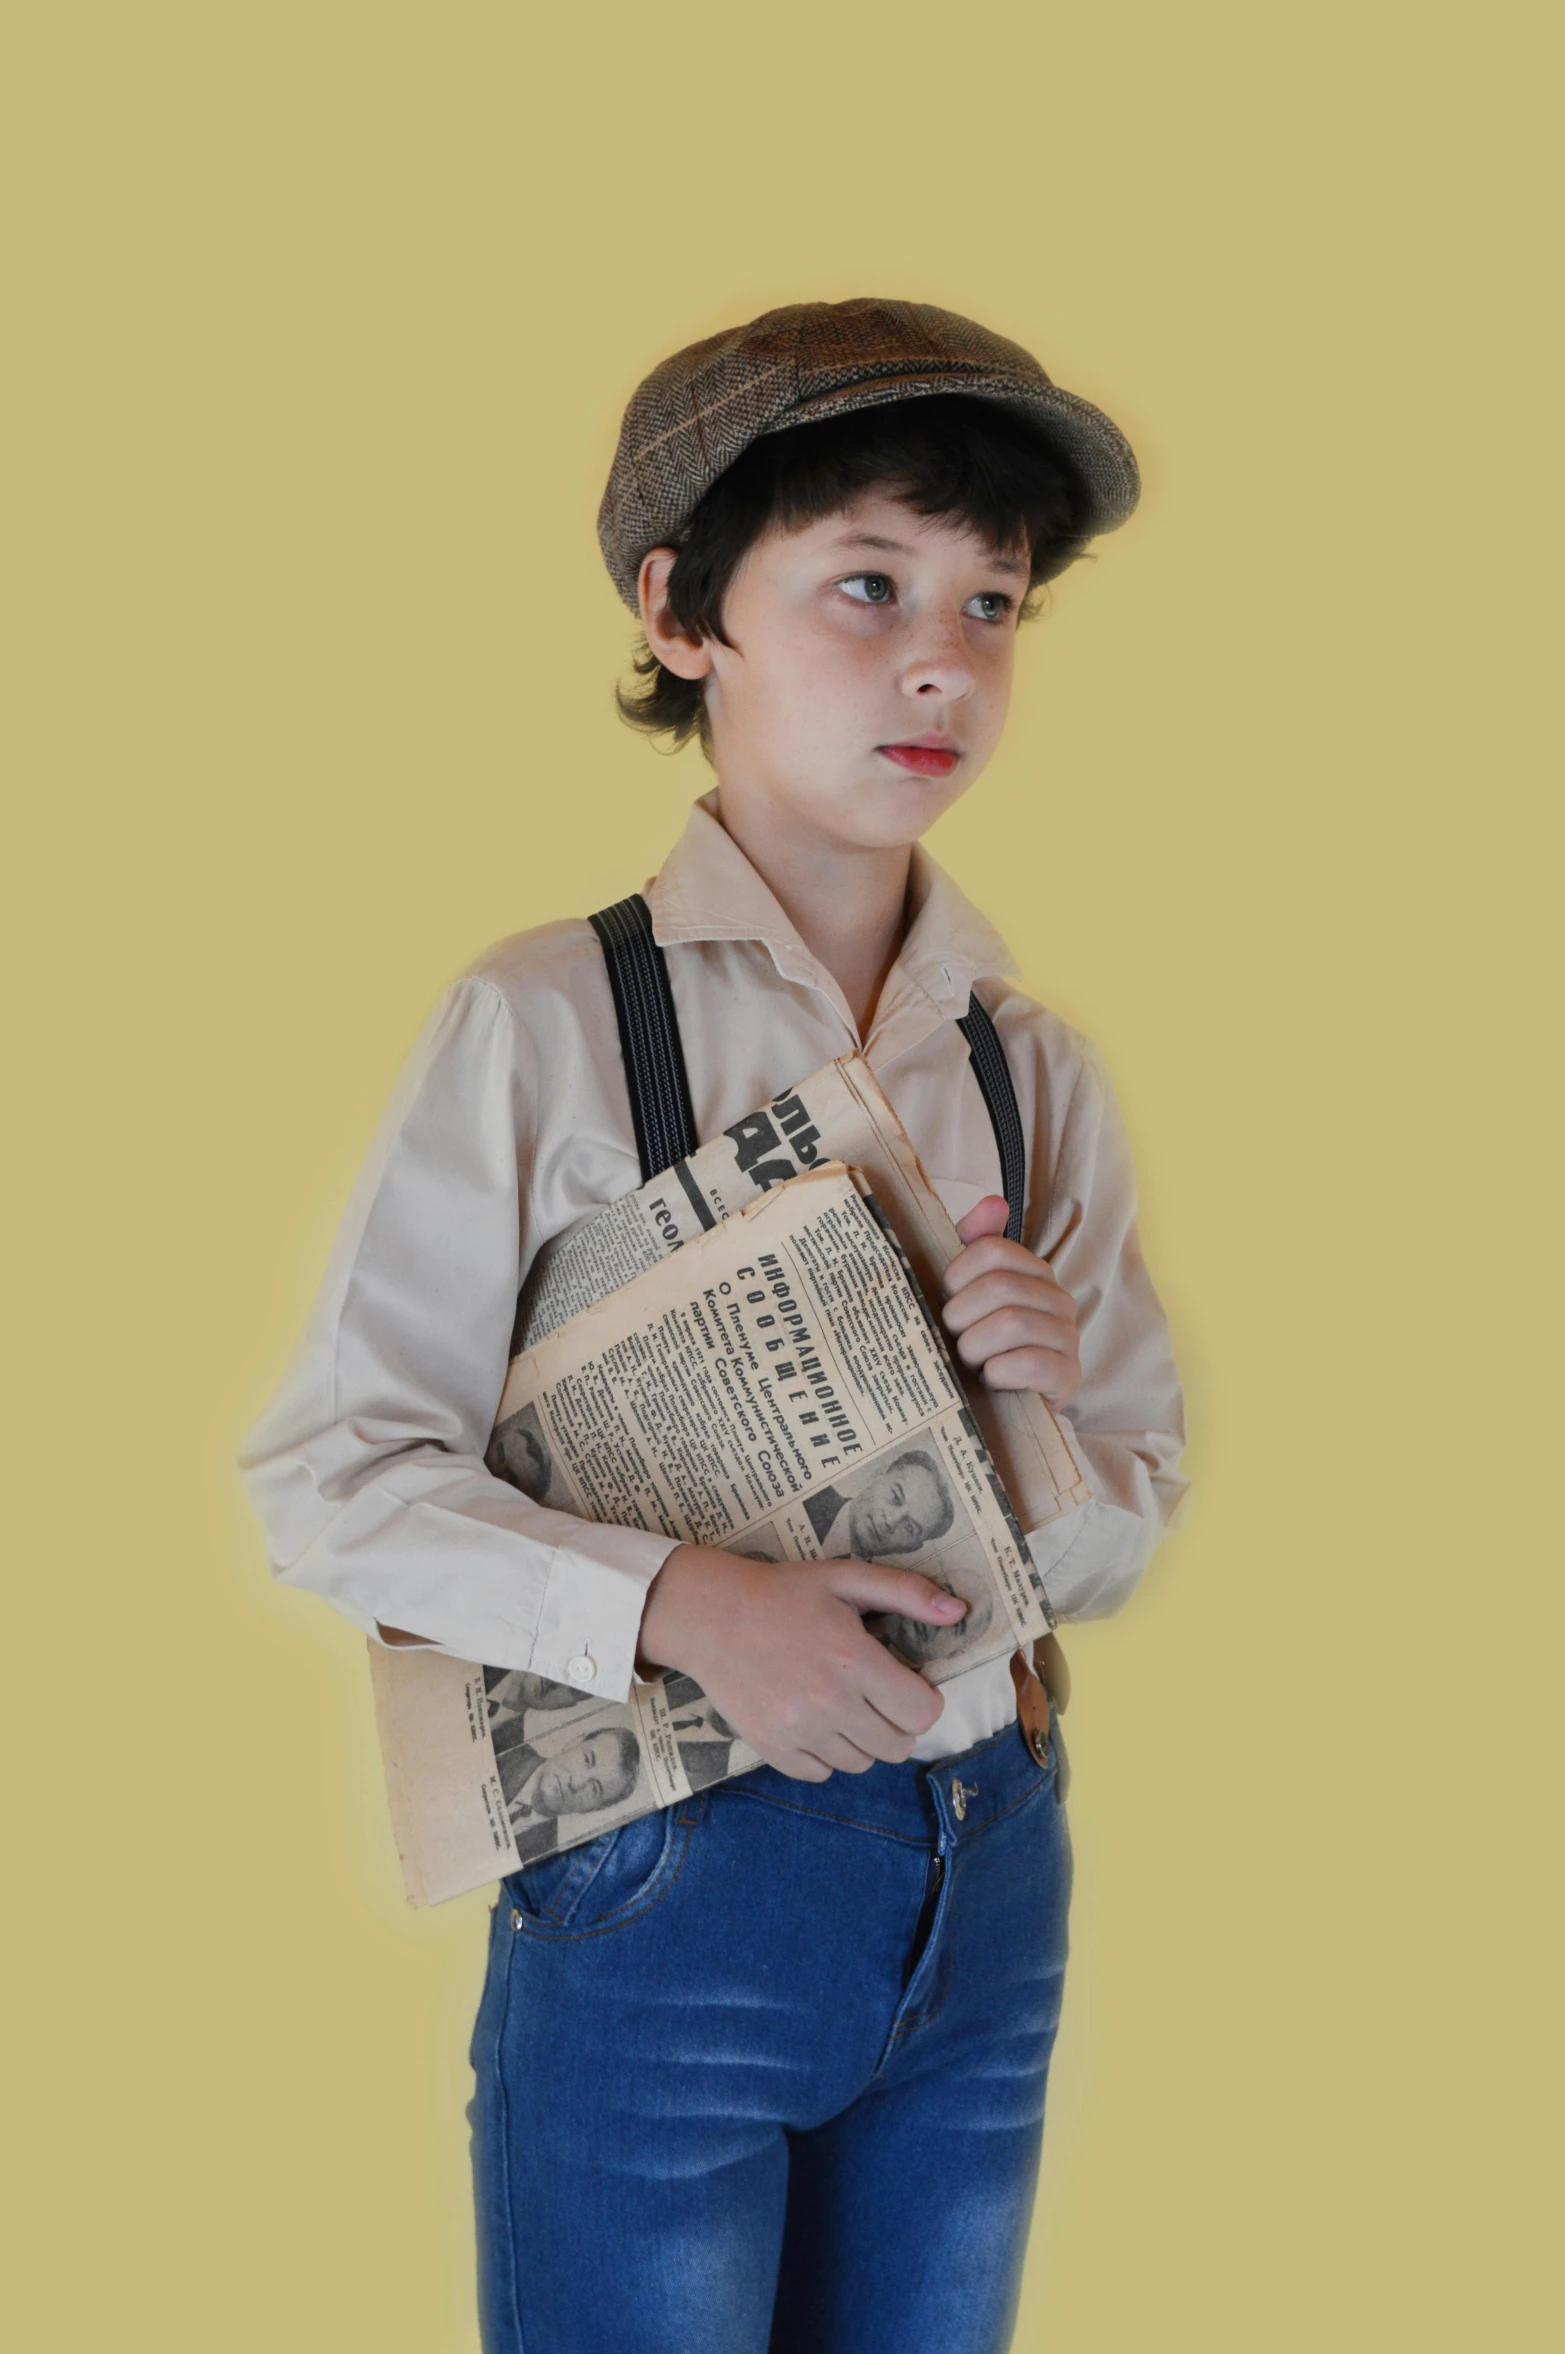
[1009,1649,1052,1769]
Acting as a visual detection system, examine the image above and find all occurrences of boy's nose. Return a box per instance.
[901,623,976,701]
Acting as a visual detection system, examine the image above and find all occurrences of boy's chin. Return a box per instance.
[725,753,976,851]
[829,764,974,845]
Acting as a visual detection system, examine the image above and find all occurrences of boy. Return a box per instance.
[241,298,1187,2353]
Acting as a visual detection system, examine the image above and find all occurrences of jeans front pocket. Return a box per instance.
[502,1798,698,1939]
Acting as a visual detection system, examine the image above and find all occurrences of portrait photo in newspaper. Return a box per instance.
[800,1445,1001,1671]
[484,1669,650,1864]
[659,1671,751,1791]
[484,1400,575,1511]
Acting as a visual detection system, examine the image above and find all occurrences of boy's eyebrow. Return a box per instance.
[826,529,1031,580]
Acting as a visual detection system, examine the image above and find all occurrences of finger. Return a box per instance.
[944,1252,1074,1310]
[955,1194,1011,1246]
[810,1731,879,1775]
[826,1561,970,1625]
[860,1647,946,1737]
[942,1269,1076,1334]
[772,1748,833,1783]
[943,1231,1048,1294]
[949,1305,1079,1369]
[974,1343,1082,1401]
[843,1698,919,1765]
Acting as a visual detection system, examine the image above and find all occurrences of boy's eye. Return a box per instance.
[965,591,1015,623]
[840,572,895,606]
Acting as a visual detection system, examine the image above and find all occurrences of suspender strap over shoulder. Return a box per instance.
[955,993,1027,1244]
[587,894,700,1183]
[588,894,1027,1242]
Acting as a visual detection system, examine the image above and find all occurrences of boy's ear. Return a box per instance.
[637,547,713,681]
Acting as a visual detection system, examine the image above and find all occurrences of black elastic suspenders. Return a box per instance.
[588,893,1027,1243]
[587,896,700,1182]
[953,995,1027,1244]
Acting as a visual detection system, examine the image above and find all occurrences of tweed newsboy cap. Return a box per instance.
[598,296,1139,609]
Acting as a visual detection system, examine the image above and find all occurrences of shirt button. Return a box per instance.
[566,1654,597,1688]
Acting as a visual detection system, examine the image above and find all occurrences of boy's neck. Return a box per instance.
[713,790,912,1042]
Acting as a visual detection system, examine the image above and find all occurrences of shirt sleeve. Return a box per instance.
[236,977,677,1699]
[1022,1042,1190,1621]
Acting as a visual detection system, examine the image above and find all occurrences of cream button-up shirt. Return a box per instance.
[240,794,1188,1761]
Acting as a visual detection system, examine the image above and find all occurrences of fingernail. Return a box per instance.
[936,1595,966,1617]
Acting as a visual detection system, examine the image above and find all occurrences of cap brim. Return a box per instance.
[772,370,1141,535]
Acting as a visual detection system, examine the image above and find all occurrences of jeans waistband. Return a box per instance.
[712,1715,1048,1850]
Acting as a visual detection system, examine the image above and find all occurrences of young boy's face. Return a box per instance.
[648,487,1030,853]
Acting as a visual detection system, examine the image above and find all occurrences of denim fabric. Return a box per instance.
[468,1714,1071,2353]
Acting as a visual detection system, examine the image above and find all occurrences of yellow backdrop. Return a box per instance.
[6,5,1558,2348]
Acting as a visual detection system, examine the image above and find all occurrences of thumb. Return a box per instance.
[825,1561,969,1625]
[956,1194,1011,1246]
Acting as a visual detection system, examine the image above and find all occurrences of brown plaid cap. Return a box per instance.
[598,296,1140,609]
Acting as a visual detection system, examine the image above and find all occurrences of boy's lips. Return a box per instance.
[877,738,961,777]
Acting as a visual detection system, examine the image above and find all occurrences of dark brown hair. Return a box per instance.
[616,394,1093,754]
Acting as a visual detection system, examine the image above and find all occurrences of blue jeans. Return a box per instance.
[468,1713,1071,2354]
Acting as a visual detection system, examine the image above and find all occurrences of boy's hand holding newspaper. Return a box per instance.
[639,1194,1080,1784]
[637,1546,967,1783]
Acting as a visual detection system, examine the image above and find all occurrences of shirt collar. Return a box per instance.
[645,791,1016,1048]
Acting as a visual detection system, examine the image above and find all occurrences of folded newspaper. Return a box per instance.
[370,1056,1090,1907]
